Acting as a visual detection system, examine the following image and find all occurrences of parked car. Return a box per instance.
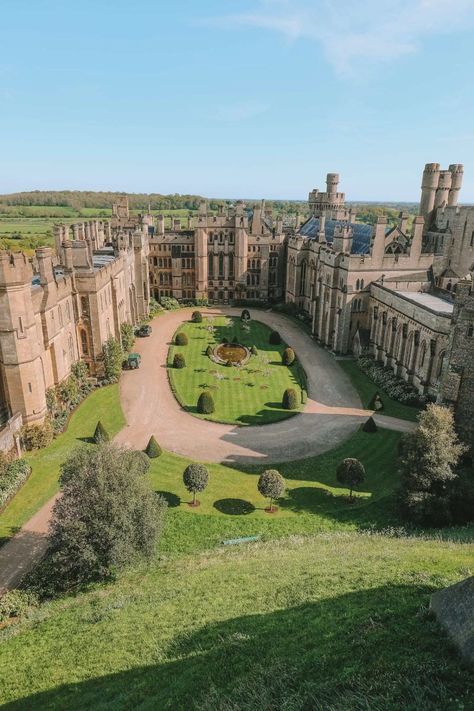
[123,353,141,370]
[137,325,152,337]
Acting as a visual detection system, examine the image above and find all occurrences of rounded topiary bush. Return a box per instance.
[173,353,186,369]
[226,360,233,367]
[251,345,258,356]
[369,392,384,411]
[282,388,298,410]
[362,416,378,433]
[257,469,285,512]
[145,435,162,458]
[183,463,210,506]
[197,390,215,414]
[282,347,295,366]
[93,420,110,444]
[192,311,203,323]
[175,332,188,346]
[241,309,251,321]
[269,330,281,345]
[206,345,213,357]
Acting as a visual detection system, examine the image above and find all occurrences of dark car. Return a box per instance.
[137,325,152,337]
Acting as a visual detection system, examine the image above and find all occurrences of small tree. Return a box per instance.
[183,463,209,506]
[192,311,203,323]
[258,469,285,512]
[145,435,162,458]
[269,330,281,345]
[282,347,295,366]
[120,323,135,353]
[103,337,123,381]
[94,420,110,444]
[336,458,365,501]
[197,390,215,414]
[173,353,186,369]
[282,388,298,410]
[362,417,378,433]
[398,404,466,526]
[175,332,188,346]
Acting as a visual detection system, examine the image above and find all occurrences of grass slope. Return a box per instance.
[0,534,472,710]
[338,359,421,422]
[0,385,125,543]
[168,316,306,425]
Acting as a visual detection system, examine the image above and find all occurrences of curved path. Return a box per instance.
[117,307,383,464]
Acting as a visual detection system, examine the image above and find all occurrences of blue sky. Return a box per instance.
[1,0,474,200]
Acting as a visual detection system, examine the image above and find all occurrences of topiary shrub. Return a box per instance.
[251,345,258,356]
[336,458,366,501]
[222,337,228,344]
[282,388,298,410]
[206,345,213,357]
[362,416,378,433]
[269,330,281,345]
[282,347,295,366]
[173,353,186,369]
[93,420,110,444]
[145,435,162,459]
[226,360,233,367]
[183,463,210,506]
[241,309,251,321]
[197,390,215,414]
[192,311,203,323]
[257,469,285,512]
[369,391,384,411]
[175,332,188,346]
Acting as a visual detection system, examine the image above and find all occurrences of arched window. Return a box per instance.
[68,335,74,362]
[219,252,224,276]
[80,329,88,356]
[246,273,251,286]
[356,279,360,290]
[300,261,307,296]
[360,279,364,289]
[419,341,427,368]
[229,252,234,277]
[208,252,214,277]
[468,325,474,338]
[437,351,445,378]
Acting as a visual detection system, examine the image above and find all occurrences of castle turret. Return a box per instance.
[435,170,452,209]
[448,164,464,206]
[420,163,440,223]
[326,173,339,201]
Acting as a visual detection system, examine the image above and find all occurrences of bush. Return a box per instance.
[226,360,233,367]
[241,309,251,321]
[362,417,378,433]
[120,322,135,353]
[206,345,213,357]
[145,436,162,459]
[173,353,186,369]
[336,458,366,501]
[160,296,180,310]
[93,420,110,444]
[0,458,31,508]
[258,469,285,511]
[0,590,38,623]
[282,347,295,366]
[103,337,123,381]
[369,392,384,411]
[192,311,203,323]
[269,330,281,345]
[251,345,258,356]
[282,388,298,410]
[197,390,215,414]
[183,463,210,505]
[222,337,228,344]
[175,332,188,346]
[358,356,427,407]
[44,444,167,591]
[21,420,54,451]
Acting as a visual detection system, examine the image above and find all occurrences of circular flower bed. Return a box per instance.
[211,342,251,366]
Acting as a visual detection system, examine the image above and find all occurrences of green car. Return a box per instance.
[137,325,152,337]
[125,353,141,369]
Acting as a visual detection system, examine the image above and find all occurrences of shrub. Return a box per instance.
[0,458,31,508]
[93,420,110,444]
[362,417,378,433]
[21,420,54,451]
[398,404,466,526]
[226,360,233,367]
[336,458,366,501]
[369,392,384,411]
[251,345,258,356]
[175,332,188,346]
[183,463,210,505]
[258,469,285,511]
[358,356,427,407]
[120,322,135,353]
[160,296,180,310]
[192,311,203,323]
[197,390,215,414]
[222,337,228,344]
[145,436,162,459]
[44,444,167,591]
[103,337,123,381]
[206,345,213,357]
[0,590,38,623]
[282,388,298,410]
[282,347,295,366]
[173,353,186,369]
[241,309,251,321]
[269,330,281,345]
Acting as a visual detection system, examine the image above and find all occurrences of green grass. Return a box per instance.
[0,385,125,543]
[338,359,421,422]
[0,534,472,709]
[168,316,307,425]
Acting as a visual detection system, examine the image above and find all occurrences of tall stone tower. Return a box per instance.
[420,163,441,225]
[195,200,209,299]
[234,201,248,284]
[448,164,464,206]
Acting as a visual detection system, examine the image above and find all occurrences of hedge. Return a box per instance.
[0,459,31,509]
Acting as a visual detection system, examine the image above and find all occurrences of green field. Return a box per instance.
[0,385,125,543]
[168,316,307,425]
[338,359,421,422]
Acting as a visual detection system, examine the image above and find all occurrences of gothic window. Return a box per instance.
[219,252,224,276]
[208,252,214,277]
[356,279,360,290]
[229,252,234,277]
[468,325,474,338]
[436,351,445,378]
[419,341,427,368]
[360,279,364,289]
[80,329,88,356]
[68,335,74,362]
[246,273,251,286]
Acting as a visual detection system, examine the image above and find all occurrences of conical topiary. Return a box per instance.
[282,388,298,410]
[145,435,163,458]
[94,420,110,444]
[197,390,215,414]
[362,416,378,433]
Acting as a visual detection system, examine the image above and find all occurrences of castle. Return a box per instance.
[0,162,473,453]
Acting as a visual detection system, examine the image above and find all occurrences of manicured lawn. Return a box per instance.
[168,315,307,425]
[338,359,421,422]
[0,385,125,543]
[0,534,472,709]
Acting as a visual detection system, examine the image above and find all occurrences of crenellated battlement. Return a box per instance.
[0,251,34,287]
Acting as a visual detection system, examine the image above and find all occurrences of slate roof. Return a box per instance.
[298,216,373,255]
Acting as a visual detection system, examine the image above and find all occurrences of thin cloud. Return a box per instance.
[203,0,474,75]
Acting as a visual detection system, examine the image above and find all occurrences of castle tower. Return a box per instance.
[326,173,339,201]
[195,202,208,299]
[420,163,440,224]
[448,164,464,206]
[234,200,248,283]
[0,253,47,423]
[434,170,452,209]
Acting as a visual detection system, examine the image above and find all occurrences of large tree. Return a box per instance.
[398,404,466,526]
[47,444,167,590]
